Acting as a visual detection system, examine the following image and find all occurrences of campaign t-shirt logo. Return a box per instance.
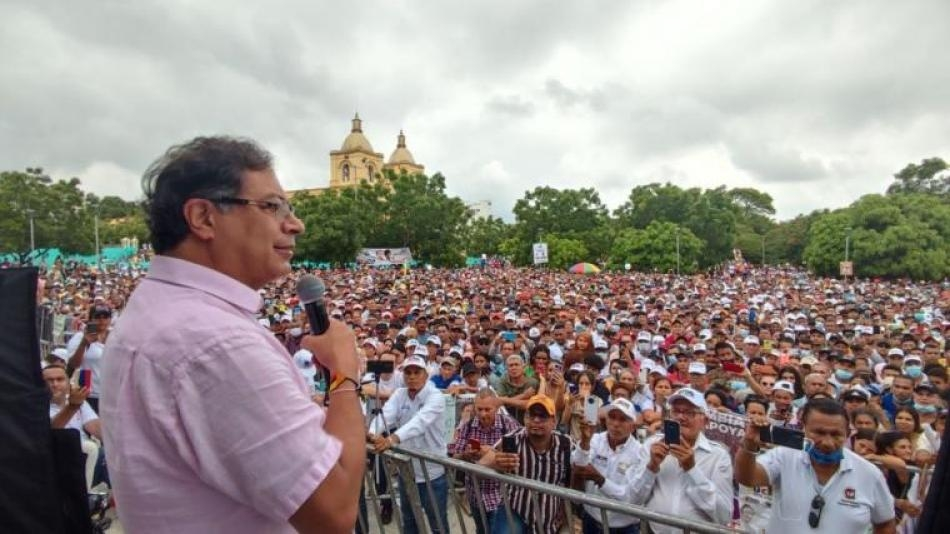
[844,487,856,500]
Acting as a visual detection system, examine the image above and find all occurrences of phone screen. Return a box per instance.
[584,397,600,425]
[663,420,681,445]
[501,435,517,453]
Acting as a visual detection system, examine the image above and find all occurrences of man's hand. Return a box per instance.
[68,384,90,407]
[579,421,594,450]
[493,452,519,473]
[669,443,696,472]
[743,418,764,452]
[369,433,399,454]
[82,330,98,346]
[300,320,359,379]
[572,464,605,486]
[648,441,669,473]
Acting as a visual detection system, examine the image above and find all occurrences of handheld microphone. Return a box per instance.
[297,274,330,335]
[297,275,332,392]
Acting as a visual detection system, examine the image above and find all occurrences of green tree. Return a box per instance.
[887,157,948,196]
[509,186,609,264]
[541,233,589,270]
[462,216,510,257]
[608,221,703,273]
[0,168,96,261]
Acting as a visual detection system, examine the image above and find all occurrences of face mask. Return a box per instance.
[882,376,895,388]
[915,403,938,414]
[800,350,812,358]
[288,327,302,337]
[835,369,854,382]
[905,366,923,378]
[729,380,747,391]
[666,356,678,367]
[575,324,587,333]
[596,323,606,333]
[806,442,844,465]
[738,329,750,338]
[701,320,710,328]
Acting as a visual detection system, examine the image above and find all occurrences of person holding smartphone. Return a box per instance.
[451,388,521,534]
[625,387,734,534]
[65,304,112,413]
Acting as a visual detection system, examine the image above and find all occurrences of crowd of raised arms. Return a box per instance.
[35,256,949,533]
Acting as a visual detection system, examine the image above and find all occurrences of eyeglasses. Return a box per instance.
[210,197,296,220]
[808,494,824,528]
[670,409,701,419]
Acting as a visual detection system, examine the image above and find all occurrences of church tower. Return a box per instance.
[329,113,385,187]
[382,130,425,176]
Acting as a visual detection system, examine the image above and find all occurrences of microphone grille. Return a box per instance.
[297,274,326,304]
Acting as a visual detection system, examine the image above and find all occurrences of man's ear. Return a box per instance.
[181,198,218,241]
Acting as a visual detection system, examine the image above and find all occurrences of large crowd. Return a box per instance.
[33,256,950,533]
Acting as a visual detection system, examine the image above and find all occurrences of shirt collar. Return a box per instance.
[147,256,262,314]
[694,432,713,453]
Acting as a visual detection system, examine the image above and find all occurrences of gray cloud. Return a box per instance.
[1,0,948,221]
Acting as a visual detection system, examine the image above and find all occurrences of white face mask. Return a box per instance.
[882,376,895,388]
[289,327,302,337]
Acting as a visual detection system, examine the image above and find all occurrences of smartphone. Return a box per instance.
[663,420,681,445]
[568,383,578,395]
[78,369,93,393]
[468,438,481,450]
[584,397,600,425]
[85,323,99,335]
[758,425,805,449]
[502,331,516,342]
[501,435,517,453]
[638,367,649,385]
[722,362,744,374]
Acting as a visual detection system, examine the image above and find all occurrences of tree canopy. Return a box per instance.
[2,155,948,279]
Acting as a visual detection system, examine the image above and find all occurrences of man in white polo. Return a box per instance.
[736,398,896,533]
[572,397,643,534]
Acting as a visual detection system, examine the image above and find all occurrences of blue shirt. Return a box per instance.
[430,373,462,390]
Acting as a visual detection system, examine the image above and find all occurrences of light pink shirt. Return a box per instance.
[100,256,341,533]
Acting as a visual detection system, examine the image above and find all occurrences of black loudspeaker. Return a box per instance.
[0,268,91,533]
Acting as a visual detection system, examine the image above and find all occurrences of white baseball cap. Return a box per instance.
[606,398,637,420]
[667,387,708,411]
[772,380,795,395]
[402,356,428,370]
[412,345,429,358]
[743,336,760,345]
[688,362,707,375]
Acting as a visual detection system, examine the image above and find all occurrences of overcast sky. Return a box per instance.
[2,1,948,221]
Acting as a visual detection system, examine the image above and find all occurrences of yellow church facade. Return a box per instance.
[289,114,424,198]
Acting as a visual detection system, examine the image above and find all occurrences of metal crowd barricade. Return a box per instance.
[358,444,740,534]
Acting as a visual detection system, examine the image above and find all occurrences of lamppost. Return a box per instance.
[675,228,681,276]
[94,204,102,268]
[844,226,852,263]
[25,208,35,253]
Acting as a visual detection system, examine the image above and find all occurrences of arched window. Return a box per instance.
[342,163,350,182]
[367,165,375,182]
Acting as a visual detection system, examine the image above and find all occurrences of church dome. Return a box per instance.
[340,113,374,153]
[388,130,416,164]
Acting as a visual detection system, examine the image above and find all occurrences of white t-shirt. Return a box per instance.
[66,331,105,399]
[49,401,98,440]
[757,446,895,534]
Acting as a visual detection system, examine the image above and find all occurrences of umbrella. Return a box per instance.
[568,262,601,274]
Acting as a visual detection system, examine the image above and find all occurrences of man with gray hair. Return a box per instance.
[495,353,539,423]
[453,388,521,534]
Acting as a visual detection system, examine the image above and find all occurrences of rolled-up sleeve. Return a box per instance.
[169,330,342,522]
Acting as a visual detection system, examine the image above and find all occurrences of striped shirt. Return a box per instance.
[504,428,574,534]
[454,413,522,512]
